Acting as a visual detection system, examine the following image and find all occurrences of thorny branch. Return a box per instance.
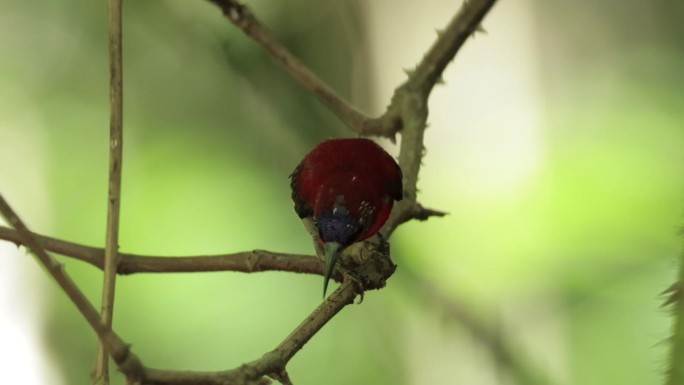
[0,0,501,384]
[208,0,497,141]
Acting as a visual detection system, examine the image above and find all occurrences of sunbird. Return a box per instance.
[290,138,403,296]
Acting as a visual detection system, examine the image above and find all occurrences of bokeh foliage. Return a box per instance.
[1,1,683,384]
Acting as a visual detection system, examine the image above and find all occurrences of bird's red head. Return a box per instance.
[290,138,403,296]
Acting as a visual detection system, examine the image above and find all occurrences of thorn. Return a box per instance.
[403,67,415,78]
[475,24,487,34]
[662,291,680,307]
[435,75,446,86]
[435,28,444,37]
[661,282,680,307]
[661,282,679,296]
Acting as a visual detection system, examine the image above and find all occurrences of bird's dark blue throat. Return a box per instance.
[316,210,362,245]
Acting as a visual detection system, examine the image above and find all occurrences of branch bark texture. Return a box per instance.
[0,225,322,275]
[94,0,125,382]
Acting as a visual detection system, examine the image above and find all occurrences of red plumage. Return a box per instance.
[290,138,402,296]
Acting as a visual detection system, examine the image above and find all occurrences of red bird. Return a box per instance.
[290,138,403,296]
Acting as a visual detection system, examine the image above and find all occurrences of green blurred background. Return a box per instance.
[0,0,682,384]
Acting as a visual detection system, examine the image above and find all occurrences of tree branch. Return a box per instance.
[142,279,358,385]
[94,0,125,382]
[405,0,496,96]
[369,0,498,140]
[207,0,375,136]
[0,225,322,275]
[0,1,501,383]
[382,201,447,238]
[0,196,378,384]
[381,0,499,234]
[207,0,497,231]
[206,0,497,141]
[0,195,145,383]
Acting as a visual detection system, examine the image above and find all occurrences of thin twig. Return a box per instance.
[207,0,373,135]
[94,0,124,382]
[373,2,555,383]
[0,226,321,275]
[206,0,497,141]
[382,202,447,238]
[0,195,145,382]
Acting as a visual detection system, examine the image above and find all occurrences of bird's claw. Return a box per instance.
[339,266,365,304]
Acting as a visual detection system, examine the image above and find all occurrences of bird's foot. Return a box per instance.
[338,265,365,304]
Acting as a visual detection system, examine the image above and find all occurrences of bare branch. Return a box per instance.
[379,0,498,232]
[142,279,358,385]
[268,370,293,385]
[207,0,373,135]
[406,0,497,96]
[244,279,358,376]
[206,0,497,141]
[0,195,145,383]
[94,0,125,381]
[0,225,322,275]
[367,0,499,139]
[382,202,447,238]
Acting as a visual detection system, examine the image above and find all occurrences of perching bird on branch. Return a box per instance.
[290,138,403,297]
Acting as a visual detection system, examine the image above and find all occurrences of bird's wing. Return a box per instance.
[289,164,314,219]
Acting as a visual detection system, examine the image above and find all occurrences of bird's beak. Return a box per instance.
[323,242,342,298]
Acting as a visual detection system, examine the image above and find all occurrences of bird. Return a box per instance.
[290,138,403,297]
